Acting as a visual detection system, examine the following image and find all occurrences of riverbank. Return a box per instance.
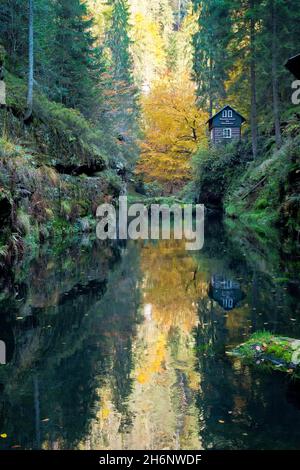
[224,136,300,244]
[0,73,124,270]
[187,112,300,247]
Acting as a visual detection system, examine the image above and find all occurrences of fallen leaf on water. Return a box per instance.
[41,418,50,423]
[218,420,225,424]
[0,433,7,439]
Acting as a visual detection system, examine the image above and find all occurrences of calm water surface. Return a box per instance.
[0,218,300,450]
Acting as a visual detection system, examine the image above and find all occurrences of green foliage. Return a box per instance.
[0,137,23,159]
[192,0,232,113]
[103,0,140,166]
[101,170,123,197]
[4,72,109,170]
[50,0,101,114]
[16,209,31,236]
[144,181,164,198]
[230,332,300,378]
[225,136,300,239]
[191,142,248,207]
[107,0,133,83]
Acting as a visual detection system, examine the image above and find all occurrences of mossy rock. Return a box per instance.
[228,332,300,378]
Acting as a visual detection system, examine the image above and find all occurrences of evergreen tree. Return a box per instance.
[104,0,140,164]
[0,0,28,74]
[51,0,100,114]
[107,0,133,83]
[192,0,232,116]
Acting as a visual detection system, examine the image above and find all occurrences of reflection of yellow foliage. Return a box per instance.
[187,370,201,392]
[141,240,209,334]
[101,407,110,420]
[136,333,167,384]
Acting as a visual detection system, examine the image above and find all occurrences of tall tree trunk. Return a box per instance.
[250,0,258,159]
[25,0,34,121]
[271,0,282,148]
[209,56,213,118]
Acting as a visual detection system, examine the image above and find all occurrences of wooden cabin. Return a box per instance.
[207,105,246,145]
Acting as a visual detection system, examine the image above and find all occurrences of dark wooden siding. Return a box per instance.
[212,127,241,144]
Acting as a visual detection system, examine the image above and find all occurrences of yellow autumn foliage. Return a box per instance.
[136,72,208,191]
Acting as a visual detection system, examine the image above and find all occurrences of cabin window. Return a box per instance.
[228,110,233,118]
[222,110,227,118]
[223,128,232,139]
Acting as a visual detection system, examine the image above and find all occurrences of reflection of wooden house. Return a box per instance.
[207,105,246,145]
[285,54,300,79]
[209,274,245,311]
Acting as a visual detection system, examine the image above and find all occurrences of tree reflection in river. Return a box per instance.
[0,239,142,450]
[1,218,300,450]
[84,239,207,450]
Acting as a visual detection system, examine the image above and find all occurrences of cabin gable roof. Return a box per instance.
[207,105,246,127]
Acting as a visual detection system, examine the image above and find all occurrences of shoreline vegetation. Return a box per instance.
[228,332,300,379]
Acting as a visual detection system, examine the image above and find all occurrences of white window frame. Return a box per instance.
[228,110,233,118]
[223,128,232,139]
[222,110,227,118]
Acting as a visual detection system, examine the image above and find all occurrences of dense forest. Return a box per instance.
[0,0,299,266]
[1,0,300,454]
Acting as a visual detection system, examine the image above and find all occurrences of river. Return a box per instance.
[0,217,300,450]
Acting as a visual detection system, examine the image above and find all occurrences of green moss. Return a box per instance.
[229,332,300,378]
[224,136,300,241]
[5,72,108,171]
[16,209,31,236]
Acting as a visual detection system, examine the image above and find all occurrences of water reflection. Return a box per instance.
[0,218,300,450]
[209,275,245,311]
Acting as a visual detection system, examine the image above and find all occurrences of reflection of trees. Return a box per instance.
[193,217,300,450]
[141,239,208,334]
[0,240,142,450]
[116,239,208,450]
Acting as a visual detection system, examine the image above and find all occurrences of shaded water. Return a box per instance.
[0,218,300,450]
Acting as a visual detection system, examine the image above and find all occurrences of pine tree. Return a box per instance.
[192,0,232,116]
[51,0,99,114]
[0,0,28,74]
[104,0,139,164]
[107,0,133,84]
